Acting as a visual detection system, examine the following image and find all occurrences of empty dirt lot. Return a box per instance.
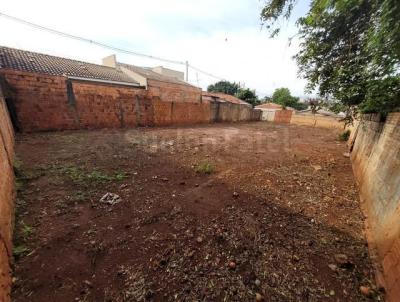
[12,122,382,301]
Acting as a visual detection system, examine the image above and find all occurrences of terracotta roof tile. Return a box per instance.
[202,92,251,106]
[255,102,283,110]
[0,46,139,85]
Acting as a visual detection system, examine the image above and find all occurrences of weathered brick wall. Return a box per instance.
[0,83,14,302]
[148,79,202,103]
[1,69,77,131]
[71,81,152,128]
[171,101,211,125]
[0,69,260,132]
[0,69,157,131]
[274,110,293,123]
[351,113,400,301]
[210,102,260,123]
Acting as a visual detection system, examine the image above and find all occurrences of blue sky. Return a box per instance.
[0,0,311,97]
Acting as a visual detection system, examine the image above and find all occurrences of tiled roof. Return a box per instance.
[202,91,251,106]
[255,102,283,110]
[118,63,194,87]
[0,46,139,85]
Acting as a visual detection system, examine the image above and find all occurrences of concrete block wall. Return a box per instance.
[351,113,400,301]
[0,83,14,302]
[262,108,345,129]
[260,110,276,122]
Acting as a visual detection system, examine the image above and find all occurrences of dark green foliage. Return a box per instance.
[338,129,351,141]
[271,87,305,110]
[329,101,347,114]
[292,102,308,111]
[262,96,272,103]
[260,0,297,37]
[236,88,260,107]
[261,0,400,115]
[207,81,240,96]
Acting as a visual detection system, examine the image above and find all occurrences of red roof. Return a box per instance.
[0,46,139,85]
[202,92,250,106]
[255,102,283,110]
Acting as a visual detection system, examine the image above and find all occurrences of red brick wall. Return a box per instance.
[0,85,14,302]
[1,69,156,131]
[171,101,210,125]
[0,69,260,132]
[274,110,293,123]
[148,79,202,103]
[1,69,77,131]
[71,81,153,128]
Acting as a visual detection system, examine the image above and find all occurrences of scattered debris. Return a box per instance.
[99,193,122,205]
[255,293,264,301]
[311,164,322,171]
[328,264,338,271]
[359,285,373,297]
[12,124,382,301]
[228,261,236,270]
[334,254,354,269]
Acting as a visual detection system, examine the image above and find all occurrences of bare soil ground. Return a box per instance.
[12,122,382,301]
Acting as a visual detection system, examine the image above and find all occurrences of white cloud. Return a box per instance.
[0,0,310,97]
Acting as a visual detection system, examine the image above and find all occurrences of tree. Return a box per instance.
[236,88,260,107]
[260,0,400,115]
[207,81,240,96]
[271,87,303,109]
[262,96,272,103]
[272,88,307,110]
[306,98,324,115]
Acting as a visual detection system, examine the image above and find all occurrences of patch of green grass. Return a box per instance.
[70,191,87,202]
[13,158,25,191]
[62,166,126,186]
[338,129,351,141]
[13,159,44,191]
[13,245,29,258]
[115,172,126,181]
[195,162,215,174]
[20,222,33,239]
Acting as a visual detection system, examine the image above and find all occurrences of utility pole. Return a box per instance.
[185,61,189,82]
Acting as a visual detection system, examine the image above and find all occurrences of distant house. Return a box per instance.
[255,102,294,121]
[102,55,201,103]
[0,46,140,87]
[202,91,251,107]
[255,102,283,110]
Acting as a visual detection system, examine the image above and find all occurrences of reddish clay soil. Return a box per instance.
[12,122,383,301]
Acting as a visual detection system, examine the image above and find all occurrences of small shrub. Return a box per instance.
[13,158,25,191]
[13,245,29,258]
[21,222,33,239]
[114,172,126,181]
[195,162,215,174]
[338,130,351,141]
